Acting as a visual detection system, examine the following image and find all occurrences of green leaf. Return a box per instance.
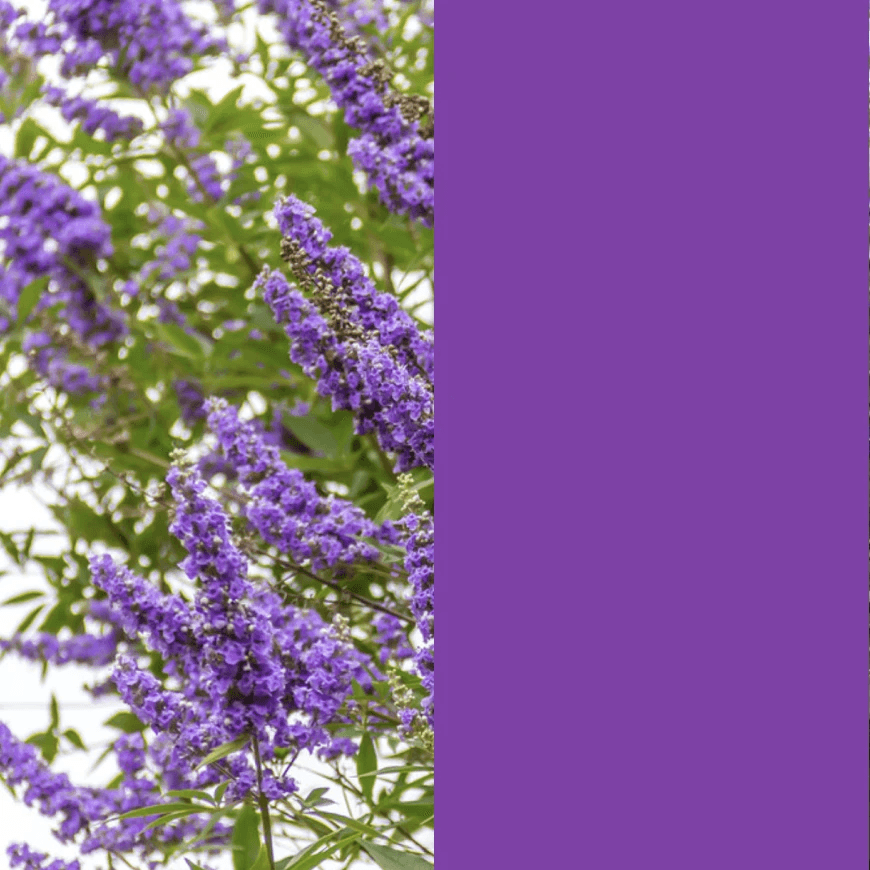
[153,321,212,360]
[276,828,361,870]
[356,734,377,803]
[2,590,44,606]
[208,85,246,134]
[26,732,59,764]
[248,844,271,870]
[281,414,340,455]
[181,91,211,127]
[16,277,48,327]
[231,804,260,870]
[196,735,249,770]
[318,813,381,839]
[358,766,432,779]
[63,729,86,750]
[215,780,231,805]
[291,113,334,150]
[303,787,330,805]
[0,532,19,564]
[360,841,434,870]
[140,807,211,833]
[15,117,40,159]
[104,712,145,733]
[117,802,210,821]
[14,604,44,635]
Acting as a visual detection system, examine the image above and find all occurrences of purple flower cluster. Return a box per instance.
[0,156,125,392]
[259,266,433,471]
[258,198,434,472]
[42,84,144,142]
[0,629,119,667]
[120,210,203,330]
[46,0,226,91]
[257,0,434,223]
[372,613,414,664]
[0,719,227,861]
[88,463,377,805]
[90,554,198,662]
[275,195,434,379]
[0,599,125,668]
[0,722,87,840]
[7,844,79,870]
[172,380,314,469]
[207,398,397,569]
[139,212,203,285]
[161,110,251,203]
[174,377,208,425]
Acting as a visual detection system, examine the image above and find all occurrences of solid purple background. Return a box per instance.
[440,2,867,867]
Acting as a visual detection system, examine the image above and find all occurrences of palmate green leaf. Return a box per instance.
[207,84,246,135]
[359,841,434,870]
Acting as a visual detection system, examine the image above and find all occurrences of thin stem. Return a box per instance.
[267,552,413,624]
[252,733,276,870]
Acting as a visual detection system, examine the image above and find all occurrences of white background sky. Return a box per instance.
[0,1,432,867]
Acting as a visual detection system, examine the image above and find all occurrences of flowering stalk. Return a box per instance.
[257,0,434,223]
[259,197,434,471]
[206,397,399,570]
[0,155,124,393]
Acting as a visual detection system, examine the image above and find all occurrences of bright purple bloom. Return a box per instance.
[259,267,434,471]
[372,613,414,664]
[275,195,433,379]
[0,629,120,667]
[256,0,434,223]
[42,84,144,142]
[207,398,398,570]
[47,0,226,91]
[7,844,79,870]
[0,156,124,393]
[87,462,379,805]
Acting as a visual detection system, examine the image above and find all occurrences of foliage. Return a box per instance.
[0,1,434,868]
